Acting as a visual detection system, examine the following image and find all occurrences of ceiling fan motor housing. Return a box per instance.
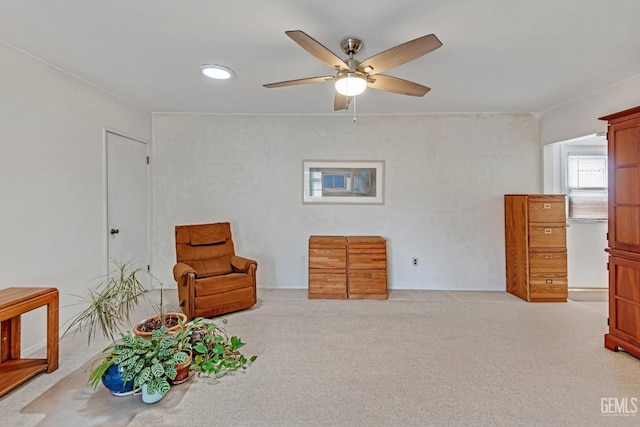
[340,38,363,55]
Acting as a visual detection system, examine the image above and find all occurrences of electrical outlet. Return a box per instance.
[412,257,418,266]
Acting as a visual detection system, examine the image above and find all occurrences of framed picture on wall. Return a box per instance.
[302,160,385,204]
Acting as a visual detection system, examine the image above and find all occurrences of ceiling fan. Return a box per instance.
[263,30,442,111]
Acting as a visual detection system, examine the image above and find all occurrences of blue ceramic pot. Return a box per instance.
[101,363,135,396]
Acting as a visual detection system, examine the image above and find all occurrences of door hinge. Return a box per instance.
[607,317,610,326]
[607,262,609,271]
[146,156,150,165]
[606,232,609,240]
[147,264,150,272]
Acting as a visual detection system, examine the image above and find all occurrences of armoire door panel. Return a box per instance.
[613,207,640,248]
[612,126,639,167]
[614,167,640,205]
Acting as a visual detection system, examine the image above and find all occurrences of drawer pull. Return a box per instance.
[544,229,552,234]
[363,249,372,254]
[544,255,553,259]
[364,274,372,279]
[324,274,332,279]
[323,250,332,255]
[543,203,551,209]
[546,279,553,284]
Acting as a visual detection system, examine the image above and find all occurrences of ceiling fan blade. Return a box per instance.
[367,74,431,97]
[360,34,442,75]
[263,76,334,88]
[334,92,353,111]
[286,30,348,70]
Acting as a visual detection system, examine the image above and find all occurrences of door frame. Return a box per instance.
[103,127,151,275]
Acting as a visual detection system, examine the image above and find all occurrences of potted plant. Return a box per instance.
[132,311,187,337]
[63,259,149,344]
[64,259,186,342]
[184,317,257,378]
[64,259,186,394]
[132,273,188,337]
[63,259,150,395]
[90,326,190,403]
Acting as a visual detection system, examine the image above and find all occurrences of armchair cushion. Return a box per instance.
[190,229,227,246]
[194,273,253,297]
[186,257,233,278]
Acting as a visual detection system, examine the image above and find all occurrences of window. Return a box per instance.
[566,154,607,220]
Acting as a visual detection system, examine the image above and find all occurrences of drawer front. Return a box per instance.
[348,271,387,294]
[346,236,386,246]
[349,251,387,269]
[309,273,347,294]
[529,226,566,248]
[530,283,568,301]
[529,277,568,286]
[309,236,346,247]
[528,199,565,223]
[309,248,346,269]
[529,251,567,274]
[348,247,386,255]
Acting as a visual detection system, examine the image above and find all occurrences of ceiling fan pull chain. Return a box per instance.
[353,96,357,124]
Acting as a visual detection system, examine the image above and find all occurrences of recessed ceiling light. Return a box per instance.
[199,64,235,80]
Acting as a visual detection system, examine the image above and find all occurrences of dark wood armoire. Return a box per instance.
[600,106,640,359]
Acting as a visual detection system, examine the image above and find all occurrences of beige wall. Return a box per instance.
[151,113,540,291]
[0,42,151,353]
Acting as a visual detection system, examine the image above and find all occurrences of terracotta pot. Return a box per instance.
[171,350,193,385]
[133,312,188,337]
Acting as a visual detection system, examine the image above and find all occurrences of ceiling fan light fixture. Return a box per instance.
[335,72,367,96]
[199,64,235,80]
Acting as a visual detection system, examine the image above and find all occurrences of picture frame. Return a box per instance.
[302,160,384,204]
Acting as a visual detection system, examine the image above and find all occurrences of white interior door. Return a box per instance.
[107,131,149,285]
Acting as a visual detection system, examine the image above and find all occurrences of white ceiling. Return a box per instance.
[2,0,640,115]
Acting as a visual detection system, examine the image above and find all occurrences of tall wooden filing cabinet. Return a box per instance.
[600,106,640,359]
[308,235,387,300]
[504,194,568,302]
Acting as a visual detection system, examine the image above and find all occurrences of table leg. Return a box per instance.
[0,321,9,363]
[46,293,59,372]
[0,317,21,363]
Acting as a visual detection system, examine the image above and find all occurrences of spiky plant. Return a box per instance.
[63,259,149,345]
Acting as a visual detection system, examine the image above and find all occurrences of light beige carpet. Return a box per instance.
[20,355,192,426]
[3,289,639,426]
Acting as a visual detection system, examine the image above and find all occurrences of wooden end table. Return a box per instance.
[0,287,59,397]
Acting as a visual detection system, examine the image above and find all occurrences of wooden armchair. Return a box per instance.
[173,222,257,319]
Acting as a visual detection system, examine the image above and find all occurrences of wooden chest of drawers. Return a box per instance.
[308,236,347,299]
[505,194,568,302]
[346,236,387,299]
[308,235,387,300]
